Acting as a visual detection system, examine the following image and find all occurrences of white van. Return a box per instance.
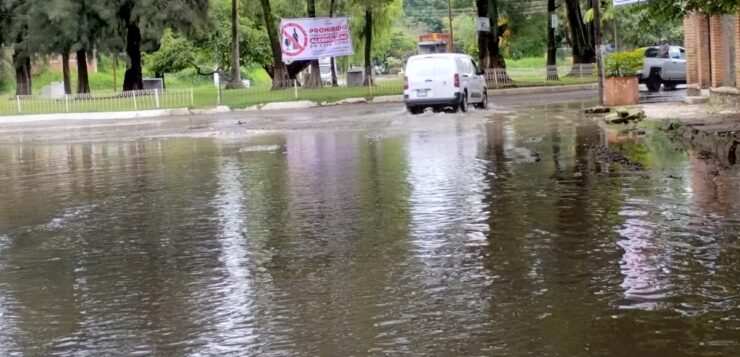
[404,53,487,114]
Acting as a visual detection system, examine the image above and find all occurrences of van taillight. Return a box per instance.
[403,76,409,90]
[453,73,460,88]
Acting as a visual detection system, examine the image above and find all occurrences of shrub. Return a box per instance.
[605,49,645,77]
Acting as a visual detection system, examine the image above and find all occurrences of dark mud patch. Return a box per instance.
[596,147,645,171]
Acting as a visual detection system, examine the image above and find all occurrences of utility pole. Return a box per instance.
[447,0,454,53]
[592,0,604,105]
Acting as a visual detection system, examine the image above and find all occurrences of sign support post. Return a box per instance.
[593,0,604,105]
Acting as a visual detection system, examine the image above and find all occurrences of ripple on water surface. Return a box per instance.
[0,108,739,355]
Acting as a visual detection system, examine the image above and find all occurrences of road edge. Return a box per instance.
[0,84,598,123]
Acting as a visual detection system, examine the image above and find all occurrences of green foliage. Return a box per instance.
[0,53,10,93]
[387,30,418,60]
[611,5,683,49]
[450,15,478,56]
[143,0,270,77]
[386,56,402,70]
[646,0,739,21]
[144,30,194,75]
[505,56,546,68]
[605,49,644,77]
[349,0,403,64]
[504,12,547,59]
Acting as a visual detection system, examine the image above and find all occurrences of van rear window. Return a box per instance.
[406,58,455,77]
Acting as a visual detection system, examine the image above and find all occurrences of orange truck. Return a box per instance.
[418,33,451,54]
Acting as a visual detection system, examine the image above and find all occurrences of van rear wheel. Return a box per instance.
[458,91,468,113]
[474,90,488,109]
[407,106,424,115]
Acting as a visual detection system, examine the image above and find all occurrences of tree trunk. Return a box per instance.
[62,51,72,94]
[564,0,595,65]
[303,0,322,88]
[123,22,144,91]
[14,54,32,96]
[329,0,338,87]
[260,0,290,89]
[77,49,91,94]
[486,0,505,68]
[363,8,373,86]
[477,0,488,67]
[546,0,558,80]
[476,0,506,69]
[226,0,245,89]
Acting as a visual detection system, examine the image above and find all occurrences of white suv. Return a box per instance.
[404,53,488,114]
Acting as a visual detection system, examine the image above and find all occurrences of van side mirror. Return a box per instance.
[476,69,485,76]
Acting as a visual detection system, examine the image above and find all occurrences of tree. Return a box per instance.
[143,2,271,85]
[547,0,558,80]
[26,0,109,95]
[328,0,339,86]
[114,0,210,91]
[259,0,291,88]
[564,0,595,64]
[1,0,33,96]
[612,5,683,49]
[350,0,401,86]
[476,0,506,69]
[303,0,323,88]
[226,0,245,89]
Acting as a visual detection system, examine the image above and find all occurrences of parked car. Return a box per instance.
[638,46,686,92]
[403,53,487,114]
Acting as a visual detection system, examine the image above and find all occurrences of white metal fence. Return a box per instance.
[485,63,597,88]
[0,89,194,116]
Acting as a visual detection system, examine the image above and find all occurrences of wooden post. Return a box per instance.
[592,0,604,105]
[447,0,454,53]
[113,55,117,92]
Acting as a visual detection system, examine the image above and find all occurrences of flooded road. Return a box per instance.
[1,101,739,356]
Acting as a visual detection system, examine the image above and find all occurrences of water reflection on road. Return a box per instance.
[0,103,738,356]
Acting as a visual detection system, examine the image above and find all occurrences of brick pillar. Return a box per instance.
[684,14,699,93]
[696,14,711,88]
[709,15,727,87]
[736,13,740,89]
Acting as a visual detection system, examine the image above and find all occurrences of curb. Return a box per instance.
[488,83,598,96]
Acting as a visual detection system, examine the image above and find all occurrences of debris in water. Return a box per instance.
[605,108,645,124]
[596,147,644,170]
[239,145,281,153]
[584,106,611,114]
[507,147,541,163]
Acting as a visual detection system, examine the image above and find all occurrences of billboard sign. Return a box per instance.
[280,17,354,61]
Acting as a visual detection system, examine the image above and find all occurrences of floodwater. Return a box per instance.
[0,103,738,356]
